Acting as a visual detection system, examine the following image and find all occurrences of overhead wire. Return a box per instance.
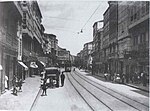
[79,2,101,33]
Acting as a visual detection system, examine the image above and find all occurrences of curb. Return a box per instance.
[30,88,42,111]
[96,75,149,93]
[125,84,149,93]
[77,70,149,93]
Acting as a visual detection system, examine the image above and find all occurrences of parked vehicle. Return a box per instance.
[45,67,60,87]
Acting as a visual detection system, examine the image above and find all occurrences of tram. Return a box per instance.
[64,60,71,72]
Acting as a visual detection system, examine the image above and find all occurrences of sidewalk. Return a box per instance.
[0,75,41,111]
[76,69,149,93]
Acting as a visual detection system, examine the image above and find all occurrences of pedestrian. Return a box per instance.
[12,75,18,96]
[18,78,22,92]
[121,73,125,84]
[142,72,147,86]
[104,73,108,81]
[41,78,47,96]
[60,72,65,87]
[5,75,8,89]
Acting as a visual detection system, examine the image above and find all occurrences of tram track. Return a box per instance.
[66,73,95,111]
[70,74,114,111]
[67,73,113,111]
[72,71,149,111]
[74,71,149,107]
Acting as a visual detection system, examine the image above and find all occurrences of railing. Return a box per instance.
[23,48,30,56]
[6,32,18,49]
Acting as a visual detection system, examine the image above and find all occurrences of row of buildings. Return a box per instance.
[0,1,74,95]
[76,1,149,82]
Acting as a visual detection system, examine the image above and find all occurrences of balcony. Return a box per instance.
[108,52,118,59]
[6,32,18,50]
[131,42,148,51]
[23,48,30,57]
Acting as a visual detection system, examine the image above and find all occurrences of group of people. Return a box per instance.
[130,72,148,86]
[12,75,22,96]
[41,71,65,96]
[104,71,148,86]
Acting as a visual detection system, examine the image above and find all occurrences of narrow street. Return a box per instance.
[31,69,149,111]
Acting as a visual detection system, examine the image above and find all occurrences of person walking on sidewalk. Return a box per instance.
[12,75,18,95]
[41,78,47,96]
[18,78,22,92]
[60,72,65,87]
[121,73,125,84]
[142,72,147,86]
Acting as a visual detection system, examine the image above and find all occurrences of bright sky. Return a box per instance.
[38,0,109,55]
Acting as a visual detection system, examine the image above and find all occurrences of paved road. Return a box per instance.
[31,72,91,111]
[71,71,149,111]
[31,70,149,111]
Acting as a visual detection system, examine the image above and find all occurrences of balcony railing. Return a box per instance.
[6,32,18,49]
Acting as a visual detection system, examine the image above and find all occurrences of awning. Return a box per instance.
[30,62,38,68]
[40,61,46,67]
[0,65,3,70]
[18,61,28,70]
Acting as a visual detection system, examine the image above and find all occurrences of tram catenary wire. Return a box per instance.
[73,71,149,111]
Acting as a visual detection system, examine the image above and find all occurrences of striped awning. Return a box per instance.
[30,62,38,68]
[18,61,28,70]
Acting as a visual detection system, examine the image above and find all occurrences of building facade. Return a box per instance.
[117,1,149,82]
[103,6,110,74]
[44,33,58,66]
[117,1,131,82]
[20,1,43,77]
[127,1,149,82]
[57,46,70,67]
[107,1,118,77]
[0,2,22,93]
[92,21,103,75]
[83,41,93,71]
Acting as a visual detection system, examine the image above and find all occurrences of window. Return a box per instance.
[133,36,138,45]
[134,13,137,20]
[131,16,133,21]
[141,2,146,15]
[140,33,146,43]
[22,1,27,7]
[146,1,149,13]
[146,32,149,41]
[22,12,26,28]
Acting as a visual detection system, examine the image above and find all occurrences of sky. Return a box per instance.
[38,0,109,55]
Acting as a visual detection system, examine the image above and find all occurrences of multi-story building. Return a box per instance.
[44,33,58,66]
[107,1,118,76]
[20,1,43,77]
[118,1,131,81]
[117,1,149,82]
[76,41,93,71]
[127,1,149,81]
[76,50,84,68]
[103,7,110,73]
[0,2,22,93]
[102,1,118,77]
[92,21,104,75]
[57,46,70,67]
[83,41,93,70]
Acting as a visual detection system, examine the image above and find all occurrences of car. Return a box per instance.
[45,67,60,87]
